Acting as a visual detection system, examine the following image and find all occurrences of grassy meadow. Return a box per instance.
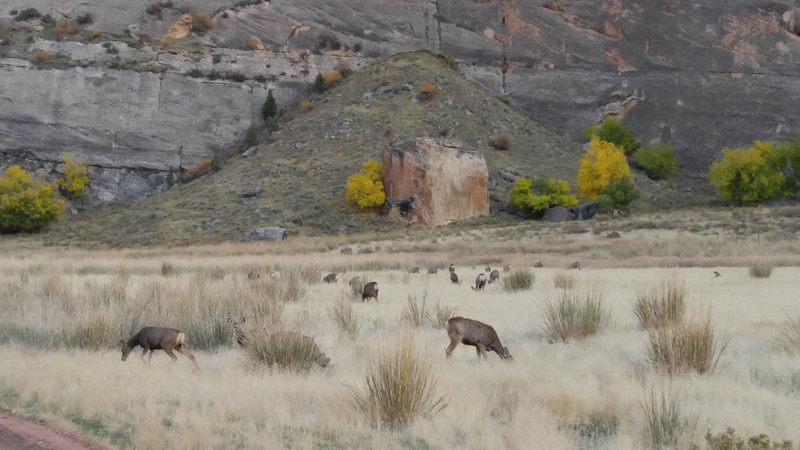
[1,208,800,449]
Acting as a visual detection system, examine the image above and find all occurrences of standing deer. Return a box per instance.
[362,281,379,302]
[533,261,544,268]
[226,317,330,367]
[450,270,461,285]
[445,317,513,361]
[120,327,199,370]
[472,273,487,291]
[322,272,338,283]
[567,261,582,270]
[488,269,500,284]
[408,266,421,274]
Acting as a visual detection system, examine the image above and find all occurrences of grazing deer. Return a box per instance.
[427,267,439,274]
[322,272,338,283]
[226,317,330,367]
[472,273,487,291]
[362,281,379,302]
[247,269,261,280]
[713,271,721,278]
[450,270,461,285]
[120,327,199,370]
[445,317,512,361]
[567,261,582,270]
[533,261,543,268]
[409,266,421,274]
[488,269,500,284]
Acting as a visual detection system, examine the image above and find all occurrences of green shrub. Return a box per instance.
[543,288,612,342]
[633,275,686,329]
[349,334,446,429]
[708,141,784,205]
[262,89,277,120]
[346,160,385,208]
[160,262,176,276]
[315,73,326,93]
[0,166,65,233]
[645,315,728,375]
[502,269,534,292]
[634,141,677,179]
[509,178,578,218]
[779,138,800,198]
[244,125,259,147]
[599,177,640,211]
[704,427,794,450]
[584,118,640,156]
[641,389,694,450]
[748,259,774,279]
[70,315,117,351]
[242,329,326,373]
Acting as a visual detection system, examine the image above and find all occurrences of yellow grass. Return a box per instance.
[2,218,800,448]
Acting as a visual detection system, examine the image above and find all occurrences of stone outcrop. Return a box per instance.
[162,14,192,41]
[382,139,489,225]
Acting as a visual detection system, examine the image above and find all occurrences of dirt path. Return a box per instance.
[0,409,107,450]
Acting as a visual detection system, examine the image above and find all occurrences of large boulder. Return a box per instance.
[382,138,489,225]
[243,226,288,242]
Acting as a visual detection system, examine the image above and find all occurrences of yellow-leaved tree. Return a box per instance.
[346,160,386,208]
[0,165,65,233]
[57,154,90,198]
[577,137,632,199]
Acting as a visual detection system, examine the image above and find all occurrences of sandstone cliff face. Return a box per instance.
[382,139,489,225]
[2,0,800,203]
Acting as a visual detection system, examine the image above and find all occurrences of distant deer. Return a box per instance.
[120,327,199,370]
[714,271,721,278]
[472,273,487,291]
[322,272,338,283]
[427,267,438,274]
[484,265,491,272]
[409,266,421,274]
[450,270,461,285]
[445,317,512,361]
[567,261,582,270]
[226,316,330,367]
[533,261,544,268]
[362,281,379,302]
[488,269,500,284]
[448,264,455,273]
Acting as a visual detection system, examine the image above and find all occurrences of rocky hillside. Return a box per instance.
[1,0,799,207]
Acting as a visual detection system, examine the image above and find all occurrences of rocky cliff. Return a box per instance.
[1,0,799,203]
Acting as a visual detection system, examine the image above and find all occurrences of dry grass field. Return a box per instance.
[1,208,800,449]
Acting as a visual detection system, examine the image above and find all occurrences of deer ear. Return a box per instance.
[240,316,246,323]
[119,338,126,346]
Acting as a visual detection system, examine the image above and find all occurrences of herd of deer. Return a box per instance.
[120,261,583,369]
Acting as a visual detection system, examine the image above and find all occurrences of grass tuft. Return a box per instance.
[772,314,800,354]
[328,297,360,337]
[553,270,576,290]
[400,294,428,328]
[502,269,534,292]
[633,275,686,329]
[349,334,446,429]
[748,259,774,279]
[427,301,455,329]
[542,288,612,342]
[641,388,695,450]
[645,314,728,375]
[242,329,326,373]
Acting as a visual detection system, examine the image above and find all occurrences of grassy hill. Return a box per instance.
[45,51,714,247]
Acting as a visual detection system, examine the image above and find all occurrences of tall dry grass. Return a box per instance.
[748,259,775,279]
[645,313,728,375]
[633,275,687,329]
[640,388,696,449]
[542,287,612,342]
[773,314,800,354]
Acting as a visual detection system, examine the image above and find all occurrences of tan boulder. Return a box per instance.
[382,138,489,225]
[248,37,266,51]
[163,14,192,41]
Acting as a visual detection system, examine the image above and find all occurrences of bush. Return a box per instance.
[35,50,52,64]
[577,137,632,200]
[543,287,612,342]
[0,166,65,233]
[772,314,800,354]
[76,13,94,25]
[633,275,686,329]
[192,12,214,32]
[299,99,313,112]
[315,73,326,93]
[748,259,774,279]
[53,18,81,40]
[401,295,428,328]
[182,158,212,181]
[584,118,640,156]
[262,89,277,120]
[779,138,800,198]
[349,334,446,429]
[57,154,90,198]
[490,132,510,150]
[708,141,784,205]
[418,81,437,101]
[346,160,386,208]
[501,269,534,292]
[704,427,794,450]
[244,124,259,147]
[641,389,694,450]
[322,70,342,87]
[242,329,325,373]
[634,141,677,179]
[509,177,578,218]
[427,301,455,329]
[15,8,41,21]
[334,61,352,77]
[437,51,459,70]
[645,315,728,375]
[598,177,639,211]
[553,270,576,290]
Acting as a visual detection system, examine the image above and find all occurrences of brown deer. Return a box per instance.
[226,317,330,367]
[445,317,512,361]
[120,327,199,370]
[472,273,487,291]
[427,267,439,274]
[322,272,338,283]
[362,281,379,302]
[408,266,421,274]
[533,261,544,268]
[567,261,582,270]
[450,270,461,285]
[488,269,500,284]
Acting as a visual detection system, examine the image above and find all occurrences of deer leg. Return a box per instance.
[163,348,179,363]
[139,347,150,365]
[478,344,489,361]
[445,338,459,358]
[175,347,199,370]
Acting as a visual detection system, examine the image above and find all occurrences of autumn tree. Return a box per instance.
[0,165,65,233]
[509,178,578,218]
[346,160,386,208]
[708,141,784,205]
[584,118,640,156]
[57,153,89,198]
[577,137,632,200]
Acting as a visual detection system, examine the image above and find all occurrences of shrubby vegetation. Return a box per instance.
[577,137,633,200]
[599,177,640,211]
[57,154,89,198]
[0,165,65,233]
[262,89,277,120]
[509,177,578,217]
[634,141,677,179]
[346,160,386,208]
[708,141,785,205]
[584,118,640,156]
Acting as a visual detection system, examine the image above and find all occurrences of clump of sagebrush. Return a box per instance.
[349,334,446,429]
[633,275,686,329]
[70,315,117,351]
[703,427,794,450]
[772,314,800,354]
[543,288,612,342]
[243,328,323,373]
[641,388,695,450]
[748,259,774,279]
[502,269,534,292]
[553,270,576,290]
[328,297,360,338]
[645,314,728,375]
[401,294,428,328]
